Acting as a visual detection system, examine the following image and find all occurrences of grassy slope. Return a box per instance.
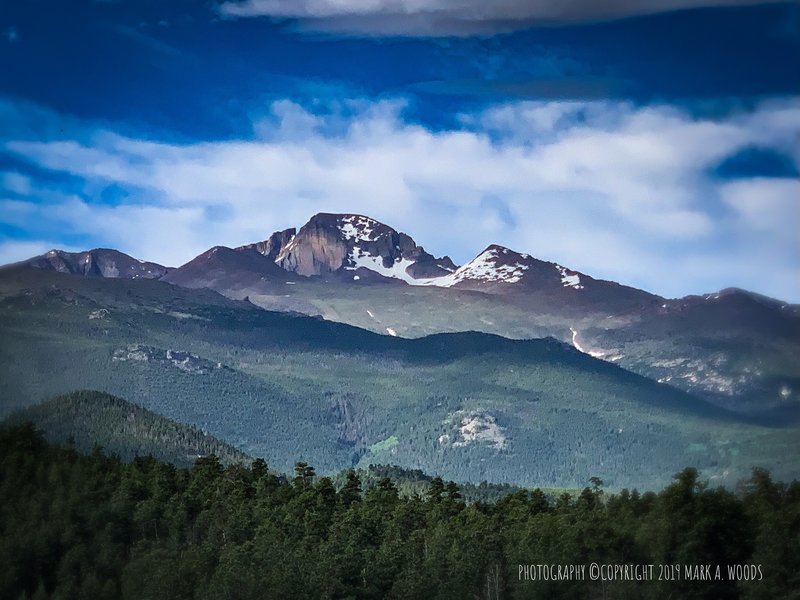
[0,268,797,489]
[3,390,250,467]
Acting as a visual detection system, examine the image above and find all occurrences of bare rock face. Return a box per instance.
[274,213,455,279]
[276,214,353,276]
[406,254,457,278]
[239,228,296,261]
[27,249,169,279]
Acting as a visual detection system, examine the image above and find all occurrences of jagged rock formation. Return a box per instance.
[239,228,297,262]
[268,213,456,279]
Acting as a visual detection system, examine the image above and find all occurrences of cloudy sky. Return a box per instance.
[1,0,798,301]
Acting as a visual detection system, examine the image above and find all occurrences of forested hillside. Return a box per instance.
[3,391,249,467]
[3,391,522,503]
[1,426,798,600]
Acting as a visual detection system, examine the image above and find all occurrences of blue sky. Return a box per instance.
[1,0,798,300]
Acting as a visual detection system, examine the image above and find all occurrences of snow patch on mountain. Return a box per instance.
[447,248,528,284]
[344,245,534,287]
[557,265,584,289]
[570,327,606,358]
[410,247,529,287]
[347,247,417,281]
[339,215,381,242]
[273,235,298,263]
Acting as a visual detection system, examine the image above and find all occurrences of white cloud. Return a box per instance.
[218,0,776,36]
[719,177,800,259]
[2,97,799,301]
[0,194,213,268]
[1,172,32,196]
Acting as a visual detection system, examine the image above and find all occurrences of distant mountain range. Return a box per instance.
[9,212,798,416]
[1,264,797,489]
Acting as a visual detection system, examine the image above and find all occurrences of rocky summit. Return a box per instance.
[22,248,169,280]
[260,213,457,279]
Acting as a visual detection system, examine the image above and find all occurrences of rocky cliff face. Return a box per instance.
[239,228,296,261]
[275,214,352,276]
[272,213,455,279]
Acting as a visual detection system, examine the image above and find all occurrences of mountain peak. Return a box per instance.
[306,213,383,241]
[428,244,593,293]
[481,244,533,262]
[231,218,591,293]
[25,248,169,280]
[270,212,455,279]
[302,213,398,247]
[449,245,532,285]
[698,287,793,311]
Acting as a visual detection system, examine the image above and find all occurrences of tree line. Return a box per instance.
[1,424,798,599]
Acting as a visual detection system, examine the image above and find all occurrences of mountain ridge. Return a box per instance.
[17,248,170,280]
[4,212,799,414]
[7,212,794,305]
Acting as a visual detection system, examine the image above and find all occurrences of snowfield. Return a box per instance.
[339,215,381,242]
[556,265,584,289]
[345,245,531,288]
